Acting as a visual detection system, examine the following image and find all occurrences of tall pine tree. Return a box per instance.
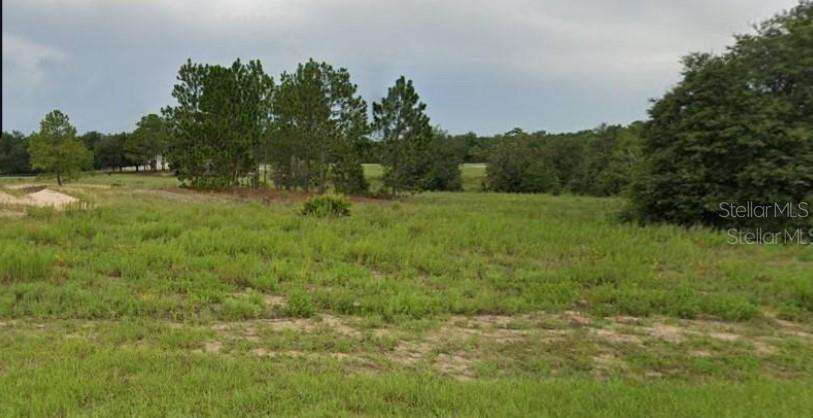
[372,76,434,193]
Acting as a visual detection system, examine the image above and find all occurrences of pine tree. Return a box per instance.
[372,76,434,193]
[271,59,368,193]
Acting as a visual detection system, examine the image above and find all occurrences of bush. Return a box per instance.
[301,194,351,217]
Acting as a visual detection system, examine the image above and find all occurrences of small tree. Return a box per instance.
[27,110,92,185]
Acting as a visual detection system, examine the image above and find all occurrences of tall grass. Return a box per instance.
[0,243,55,283]
[0,185,810,321]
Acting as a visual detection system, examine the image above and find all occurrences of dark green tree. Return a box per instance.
[485,134,559,194]
[95,133,128,172]
[271,59,368,193]
[420,128,462,191]
[163,59,274,188]
[79,131,104,167]
[372,76,434,193]
[629,2,813,231]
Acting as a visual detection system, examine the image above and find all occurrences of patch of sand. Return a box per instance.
[27,189,79,207]
[592,353,627,374]
[0,191,18,205]
[435,352,475,380]
[0,187,78,209]
[646,324,685,343]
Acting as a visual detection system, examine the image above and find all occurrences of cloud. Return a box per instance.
[1,0,803,134]
[2,33,66,88]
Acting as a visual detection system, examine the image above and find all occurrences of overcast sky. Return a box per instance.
[1,0,801,135]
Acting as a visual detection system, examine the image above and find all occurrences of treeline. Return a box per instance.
[478,124,643,196]
[159,53,644,196]
[160,59,461,193]
[1,48,646,196]
[1,115,170,176]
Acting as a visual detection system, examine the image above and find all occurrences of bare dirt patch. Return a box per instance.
[27,189,79,207]
[592,353,627,375]
[0,187,78,209]
[645,324,685,343]
[0,191,19,205]
[435,352,476,380]
[210,315,362,339]
[590,328,643,345]
[143,310,813,380]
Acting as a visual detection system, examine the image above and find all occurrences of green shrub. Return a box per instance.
[301,194,351,218]
[286,289,315,317]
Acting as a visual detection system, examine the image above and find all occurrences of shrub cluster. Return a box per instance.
[300,194,352,217]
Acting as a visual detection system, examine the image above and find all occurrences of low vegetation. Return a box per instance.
[2,173,813,415]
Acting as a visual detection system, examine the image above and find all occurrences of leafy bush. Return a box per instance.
[301,194,351,217]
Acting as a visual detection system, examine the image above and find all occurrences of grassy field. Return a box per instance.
[2,168,813,417]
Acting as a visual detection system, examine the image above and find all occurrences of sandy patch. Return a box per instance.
[590,328,643,344]
[211,315,361,339]
[709,332,740,342]
[0,191,18,205]
[646,324,685,343]
[435,352,475,380]
[0,187,78,209]
[592,353,627,374]
[167,310,813,379]
[27,189,79,208]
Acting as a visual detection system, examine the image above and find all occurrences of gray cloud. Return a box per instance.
[1,0,801,135]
